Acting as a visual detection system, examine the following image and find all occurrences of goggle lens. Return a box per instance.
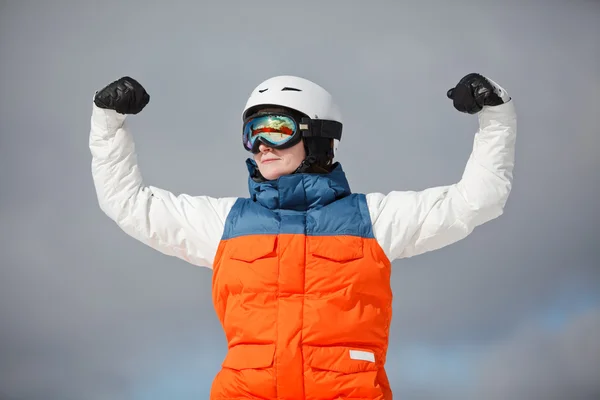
[242,114,298,152]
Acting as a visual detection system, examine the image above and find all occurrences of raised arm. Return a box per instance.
[89,77,237,269]
[367,73,516,262]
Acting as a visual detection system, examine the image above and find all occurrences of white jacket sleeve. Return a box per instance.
[89,103,237,269]
[367,100,516,262]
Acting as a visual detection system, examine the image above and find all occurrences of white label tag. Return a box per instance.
[349,349,375,363]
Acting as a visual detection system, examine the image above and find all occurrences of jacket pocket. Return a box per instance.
[304,345,378,373]
[309,235,364,262]
[228,235,277,263]
[213,343,277,399]
[222,343,276,370]
[303,345,384,399]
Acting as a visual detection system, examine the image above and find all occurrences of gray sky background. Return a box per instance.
[1,1,599,399]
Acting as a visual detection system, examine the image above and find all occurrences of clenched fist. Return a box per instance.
[94,76,150,115]
[447,73,509,114]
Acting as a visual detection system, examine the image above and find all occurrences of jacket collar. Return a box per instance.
[245,159,352,211]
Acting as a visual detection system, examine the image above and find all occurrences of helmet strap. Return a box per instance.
[294,137,334,174]
[293,116,340,174]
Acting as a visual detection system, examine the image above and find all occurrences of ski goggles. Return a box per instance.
[242,114,301,153]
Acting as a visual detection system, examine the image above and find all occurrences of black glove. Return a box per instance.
[447,73,506,114]
[94,76,150,115]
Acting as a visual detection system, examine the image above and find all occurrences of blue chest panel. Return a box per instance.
[222,193,374,240]
[222,159,374,240]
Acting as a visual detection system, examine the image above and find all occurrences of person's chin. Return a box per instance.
[261,163,288,180]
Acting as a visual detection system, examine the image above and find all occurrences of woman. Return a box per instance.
[89,73,516,399]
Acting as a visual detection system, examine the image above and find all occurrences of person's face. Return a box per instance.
[248,106,306,180]
[253,140,306,180]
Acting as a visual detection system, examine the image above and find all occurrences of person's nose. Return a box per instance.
[258,143,273,153]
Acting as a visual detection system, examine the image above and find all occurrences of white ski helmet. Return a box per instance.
[242,75,343,158]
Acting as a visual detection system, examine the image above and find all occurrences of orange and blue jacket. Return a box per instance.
[89,99,516,399]
[210,159,394,399]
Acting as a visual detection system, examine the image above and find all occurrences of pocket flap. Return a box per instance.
[222,343,276,370]
[304,345,378,373]
[229,235,277,262]
[310,235,364,262]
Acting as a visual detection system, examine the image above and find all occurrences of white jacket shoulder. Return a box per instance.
[367,100,517,262]
[89,104,237,268]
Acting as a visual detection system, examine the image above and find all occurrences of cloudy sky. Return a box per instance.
[1,1,599,399]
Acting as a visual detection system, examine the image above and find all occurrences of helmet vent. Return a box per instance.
[281,87,302,92]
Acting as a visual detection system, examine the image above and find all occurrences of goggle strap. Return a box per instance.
[300,118,342,140]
